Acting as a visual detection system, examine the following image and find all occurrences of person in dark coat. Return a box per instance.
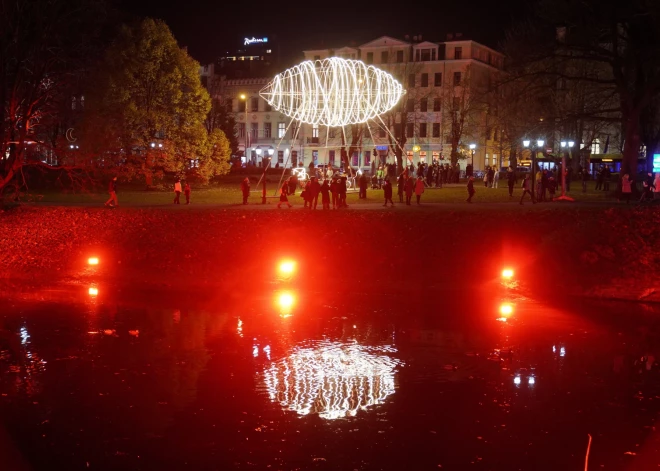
[240,177,250,205]
[277,178,292,208]
[289,174,298,195]
[338,175,348,207]
[595,167,604,190]
[466,176,475,203]
[506,167,515,197]
[581,169,590,192]
[404,176,414,205]
[330,178,339,209]
[359,172,368,198]
[382,178,394,206]
[308,176,321,209]
[603,166,611,191]
[520,174,535,205]
[104,176,118,207]
[487,167,494,188]
[320,179,330,209]
[397,173,405,203]
[184,182,191,204]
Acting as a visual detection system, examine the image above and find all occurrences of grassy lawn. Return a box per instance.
[23,179,617,206]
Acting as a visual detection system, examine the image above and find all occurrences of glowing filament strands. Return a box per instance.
[262,342,402,420]
[260,58,404,127]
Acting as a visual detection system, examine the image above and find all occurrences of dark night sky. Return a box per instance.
[114,0,533,66]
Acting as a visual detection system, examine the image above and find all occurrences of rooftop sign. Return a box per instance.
[244,37,268,46]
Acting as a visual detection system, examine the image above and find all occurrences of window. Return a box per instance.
[312,150,319,165]
[352,151,358,166]
[365,151,371,166]
[408,74,415,88]
[396,50,404,62]
[278,122,286,138]
[454,47,462,60]
[485,127,492,140]
[432,151,440,161]
[312,124,319,138]
[433,98,441,112]
[453,72,461,86]
[379,127,386,138]
[291,150,298,167]
[406,123,414,138]
[419,151,427,163]
[493,129,498,141]
[419,123,427,138]
[406,151,413,162]
[591,139,600,155]
[251,122,258,139]
[314,55,320,61]
[264,122,272,138]
[278,150,284,164]
[329,150,336,166]
[251,97,258,112]
[238,99,246,112]
[264,101,272,112]
[381,51,388,63]
[453,96,460,111]
[394,123,402,137]
[420,49,431,61]
[329,128,336,139]
[434,73,442,86]
[366,52,373,64]
[238,123,246,137]
[421,73,428,87]
[432,123,440,138]
[420,98,428,112]
[406,99,414,112]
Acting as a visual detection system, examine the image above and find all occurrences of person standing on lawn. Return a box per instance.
[507,167,515,197]
[620,173,632,204]
[173,179,182,204]
[338,175,348,208]
[330,177,339,209]
[308,176,321,209]
[466,176,475,203]
[640,172,655,203]
[581,168,590,192]
[105,176,118,207]
[383,178,394,207]
[414,176,425,205]
[184,182,191,204]
[397,173,405,203]
[240,177,250,205]
[320,179,330,209]
[277,178,292,208]
[404,176,414,205]
[493,168,500,188]
[520,174,535,205]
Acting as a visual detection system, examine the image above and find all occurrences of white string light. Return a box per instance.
[262,341,402,420]
[260,58,404,127]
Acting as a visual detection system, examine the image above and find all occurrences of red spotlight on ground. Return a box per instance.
[501,268,514,279]
[278,260,296,277]
[88,287,99,296]
[88,257,99,266]
[499,303,513,316]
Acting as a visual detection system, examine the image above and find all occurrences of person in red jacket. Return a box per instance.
[104,176,118,207]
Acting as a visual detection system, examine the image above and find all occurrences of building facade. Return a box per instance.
[203,35,506,171]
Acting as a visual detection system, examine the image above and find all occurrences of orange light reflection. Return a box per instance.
[88,287,98,296]
[501,268,514,279]
[278,260,296,277]
[499,303,513,316]
[88,257,99,266]
[276,291,296,317]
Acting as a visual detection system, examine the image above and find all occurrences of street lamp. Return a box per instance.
[557,140,575,201]
[240,94,249,164]
[469,143,476,171]
[522,139,541,198]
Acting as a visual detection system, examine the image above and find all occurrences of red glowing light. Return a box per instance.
[88,257,99,265]
[276,291,296,317]
[88,287,98,296]
[501,268,514,279]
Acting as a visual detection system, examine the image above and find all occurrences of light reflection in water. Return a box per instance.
[275,291,296,317]
[262,341,403,420]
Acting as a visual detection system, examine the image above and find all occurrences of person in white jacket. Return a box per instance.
[493,169,500,188]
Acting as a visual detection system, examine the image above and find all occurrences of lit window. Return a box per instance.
[278,122,286,138]
[312,124,319,138]
[591,139,600,155]
[266,49,272,53]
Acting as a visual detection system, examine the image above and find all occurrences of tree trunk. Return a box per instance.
[621,114,640,178]
[395,147,403,171]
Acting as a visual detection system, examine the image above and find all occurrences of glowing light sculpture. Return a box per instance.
[260,58,404,127]
[262,341,403,420]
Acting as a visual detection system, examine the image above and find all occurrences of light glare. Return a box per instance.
[514,376,521,385]
[278,260,296,276]
[501,268,514,279]
[88,287,98,296]
[88,257,99,265]
[499,303,513,316]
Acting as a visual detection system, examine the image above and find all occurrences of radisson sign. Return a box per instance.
[244,37,268,46]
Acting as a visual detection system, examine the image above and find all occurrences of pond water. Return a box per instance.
[1,281,660,470]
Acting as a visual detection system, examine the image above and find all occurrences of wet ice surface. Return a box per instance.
[2,284,660,470]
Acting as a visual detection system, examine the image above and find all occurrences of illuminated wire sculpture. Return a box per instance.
[260,58,404,127]
[262,341,403,420]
